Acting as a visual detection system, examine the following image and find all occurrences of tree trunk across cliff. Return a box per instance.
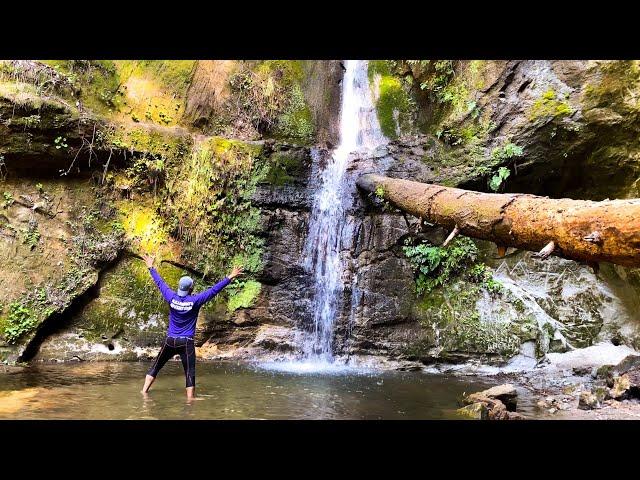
[357,174,640,268]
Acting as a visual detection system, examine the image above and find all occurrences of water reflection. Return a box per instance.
[0,361,526,420]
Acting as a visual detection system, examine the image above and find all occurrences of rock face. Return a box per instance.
[3,59,640,367]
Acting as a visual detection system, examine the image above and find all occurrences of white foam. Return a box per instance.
[257,360,371,375]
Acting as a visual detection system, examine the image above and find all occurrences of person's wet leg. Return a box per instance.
[142,338,174,394]
[178,338,196,399]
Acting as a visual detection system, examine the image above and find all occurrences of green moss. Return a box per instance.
[277,84,314,143]
[227,280,261,312]
[39,60,195,125]
[40,60,121,115]
[368,60,415,139]
[257,60,304,84]
[413,280,520,358]
[225,60,315,143]
[583,61,640,111]
[263,151,304,186]
[528,89,573,121]
[117,201,170,254]
[158,136,268,301]
[467,60,486,89]
[0,82,76,118]
[120,60,196,94]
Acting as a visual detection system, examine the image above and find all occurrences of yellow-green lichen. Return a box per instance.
[117,201,170,254]
[39,60,195,126]
[528,89,573,121]
[582,60,640,112]
[159,135,267,289]
[368,60,415,139]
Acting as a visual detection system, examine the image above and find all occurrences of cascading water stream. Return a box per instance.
[299,60,387,365]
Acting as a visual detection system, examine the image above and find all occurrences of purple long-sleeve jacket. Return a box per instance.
[148,267,231,338]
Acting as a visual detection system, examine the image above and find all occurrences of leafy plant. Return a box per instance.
[490,142,523,161]
[2,191,14,208]
[468,263,503,294]
[227,279,261,312]
[489,166,511,192]
[403,236,478,294]
[54,136,69,149]
[23,114,41,129]
[2,302,38,344]
[22,223,41,250]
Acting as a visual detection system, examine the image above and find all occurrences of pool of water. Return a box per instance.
[0,361,535,419]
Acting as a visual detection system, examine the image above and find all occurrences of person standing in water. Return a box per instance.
[140,253,244,399]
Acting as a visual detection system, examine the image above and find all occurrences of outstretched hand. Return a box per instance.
[228,265,244,279]
[142,253,156,269]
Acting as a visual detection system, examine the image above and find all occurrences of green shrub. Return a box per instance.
[403,236,478,294]
[227,280,261,312]
[490,142,523,161]
[2,302,38,344]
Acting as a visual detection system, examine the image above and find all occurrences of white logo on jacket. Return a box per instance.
[170,299,194,312]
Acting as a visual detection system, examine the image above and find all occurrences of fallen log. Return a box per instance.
[357,174,640,268]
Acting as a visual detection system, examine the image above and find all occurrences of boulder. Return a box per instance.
[610,374,631,400]
[595,364,615,387]
[609,366,640,400]
[457,402,488,420]
[460,384,523,420]
[465,384,518,411]
[578,387,607,410]
[578,391,600,410]
[613,355,640,375]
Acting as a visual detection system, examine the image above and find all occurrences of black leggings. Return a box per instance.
[147,336,196,388]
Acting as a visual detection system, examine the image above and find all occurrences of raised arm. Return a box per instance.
[193,265,244,306]
[143,254,174,302]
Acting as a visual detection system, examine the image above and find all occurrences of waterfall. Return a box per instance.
[300,60,387,363]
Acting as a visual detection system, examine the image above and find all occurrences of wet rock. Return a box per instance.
[613,354,640,375]
[595,364,615,386]
[537,399,550,409]
[609,366,640,400]
[578,387,607,410]
[572,366,591,376]
[250,325,300,353]
[578,391,600,410]
[466,384,518,411]
[232,311,257,327]
[457,402,488,420]
[461,384,523,419]
[610,374,631,400]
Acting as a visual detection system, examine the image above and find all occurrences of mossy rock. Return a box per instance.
[368,60,415,139]
[413,280,521,359]
[528,89,573,122]
[263,150,307,186]
[40,60,196,126]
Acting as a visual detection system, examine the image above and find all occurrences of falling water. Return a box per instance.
[300,60,387,364]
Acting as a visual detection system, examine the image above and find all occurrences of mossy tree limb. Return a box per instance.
[357,174,640,268]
